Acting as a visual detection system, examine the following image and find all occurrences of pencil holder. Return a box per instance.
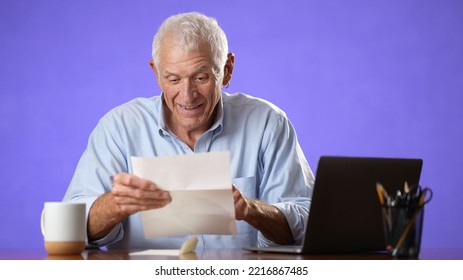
[377,183,432,258]
[382,205,424,258]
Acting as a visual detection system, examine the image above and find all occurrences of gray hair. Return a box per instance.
[152,12,228,76]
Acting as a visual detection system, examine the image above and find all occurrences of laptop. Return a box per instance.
[243,156,423,254]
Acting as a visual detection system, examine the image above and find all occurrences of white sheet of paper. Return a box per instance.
[131,151,237,238]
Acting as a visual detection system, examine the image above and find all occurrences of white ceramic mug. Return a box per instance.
[41,202,87,255]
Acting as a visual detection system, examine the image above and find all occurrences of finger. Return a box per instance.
[113,195,171,207]
[112,189,172,208]
[117,202,170,215]
[112,183,170,200]
[112,172,171,200]
[232,185,243,202]
[113,173,160,191]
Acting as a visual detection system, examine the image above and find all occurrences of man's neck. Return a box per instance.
[163,102,218,150]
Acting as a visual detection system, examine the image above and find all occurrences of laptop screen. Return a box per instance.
[302,156,423,253]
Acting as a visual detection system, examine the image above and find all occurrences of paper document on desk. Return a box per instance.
[131,151,237,238]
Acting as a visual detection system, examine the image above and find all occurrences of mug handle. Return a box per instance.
[40,208,46,236]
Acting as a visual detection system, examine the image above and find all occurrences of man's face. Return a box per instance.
[151,39,223,136]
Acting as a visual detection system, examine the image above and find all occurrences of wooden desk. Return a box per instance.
[0,248,462,260]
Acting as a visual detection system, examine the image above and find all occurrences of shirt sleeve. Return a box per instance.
[62,114,128,247]
[257,111,315,246]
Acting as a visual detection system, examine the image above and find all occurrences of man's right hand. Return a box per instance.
[87,173,171,242]
[111,173,172,216]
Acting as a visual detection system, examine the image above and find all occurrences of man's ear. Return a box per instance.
[149,59,160,83]
[223,53,235,87]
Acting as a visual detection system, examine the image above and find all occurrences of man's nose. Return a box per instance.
[179,79,196,99]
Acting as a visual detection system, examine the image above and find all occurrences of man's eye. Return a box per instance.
[195,75,209,82]
[168,78,180,84]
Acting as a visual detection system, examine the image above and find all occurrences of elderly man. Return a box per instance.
[64,12,314,249]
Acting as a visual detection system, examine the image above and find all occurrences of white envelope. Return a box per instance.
[131,151,237,237]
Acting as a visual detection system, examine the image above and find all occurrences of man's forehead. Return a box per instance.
[159,54,210,71]
[163,64,212,76]
[157,38,217,75]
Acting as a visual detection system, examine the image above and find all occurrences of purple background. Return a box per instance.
[1,1,462,249]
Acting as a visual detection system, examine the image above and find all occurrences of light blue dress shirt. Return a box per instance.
[63,92,314,249]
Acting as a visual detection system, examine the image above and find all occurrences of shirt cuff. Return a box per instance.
[88,223,124,248]
[257,202,308,246]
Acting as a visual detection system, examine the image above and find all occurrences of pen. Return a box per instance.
[376,183,391,230]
